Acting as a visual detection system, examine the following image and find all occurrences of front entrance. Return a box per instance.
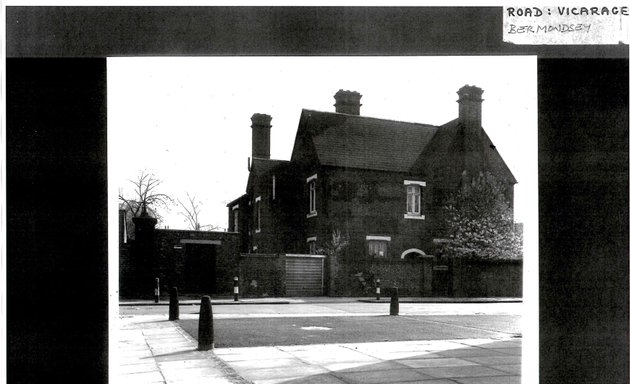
[184,243,217,294]
[432,257,453,297]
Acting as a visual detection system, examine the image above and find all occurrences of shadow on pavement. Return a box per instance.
[142,348,199,360]
[217,338,522,384]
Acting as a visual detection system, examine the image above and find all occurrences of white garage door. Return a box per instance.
[285,255,325,296]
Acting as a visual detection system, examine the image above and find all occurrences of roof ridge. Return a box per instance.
[302,108,440,129]
[251,157,290,163]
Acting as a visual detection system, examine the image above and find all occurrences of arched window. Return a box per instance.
[401,248,426,260]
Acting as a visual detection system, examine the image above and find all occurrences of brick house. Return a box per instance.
[228,86,520,296]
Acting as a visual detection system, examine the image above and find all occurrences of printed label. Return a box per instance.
[503,6,629,44]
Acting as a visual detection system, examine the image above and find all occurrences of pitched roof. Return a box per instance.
[412,119,517,185]
[246,158,290,191]
[292,109,516,184]
[294,110,438,172]
[250,158,288,175]
[226,193,248,208]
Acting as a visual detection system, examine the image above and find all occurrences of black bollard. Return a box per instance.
[376,279,381,301]
[233,276,239,302]
[169,287,179,321]
[198,296,214,350]
[389,287,399,316]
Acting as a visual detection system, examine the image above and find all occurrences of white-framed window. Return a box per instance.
[307,174,317,218]
[255,196,261,233]
[366,235,391,258]
[404,180,426,219]
[232,204,239,232]
[307,236,317,254]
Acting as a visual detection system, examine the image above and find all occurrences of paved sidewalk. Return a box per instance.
[116,314,250,384]
[215,338,521,384]
[116,313,520,384]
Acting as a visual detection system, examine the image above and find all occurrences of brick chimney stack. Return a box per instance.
[251,113,272,160]
[334,90,362,115]
[457,85,484,133]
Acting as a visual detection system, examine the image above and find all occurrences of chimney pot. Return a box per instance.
[251,113,272,160]
[334,90,362,115]
[457,85,484,131]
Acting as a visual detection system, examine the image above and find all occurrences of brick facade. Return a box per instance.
[227,87,521,297]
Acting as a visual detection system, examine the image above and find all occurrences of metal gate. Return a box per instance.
[285,254,325,296]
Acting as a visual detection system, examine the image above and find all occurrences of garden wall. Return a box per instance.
[333,258,433,297]
[453,259,522,297]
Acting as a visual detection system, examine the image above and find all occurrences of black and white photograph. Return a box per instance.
[4,5,628,384]
[111,56,537,383]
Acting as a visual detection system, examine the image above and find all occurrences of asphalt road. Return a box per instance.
[120,301,521,348]
[178,314,521,348]
[120,301,521,317]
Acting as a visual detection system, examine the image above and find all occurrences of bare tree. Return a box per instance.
[177,192,221,231]
[119,171,174,236]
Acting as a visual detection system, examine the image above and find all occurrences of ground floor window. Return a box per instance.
[366,235,391,258]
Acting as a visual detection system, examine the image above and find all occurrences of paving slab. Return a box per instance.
[416,365,510,379]
[492,364,521,375]
[435,348,511,358]
[214,338,521,384]
[336,367,436,383]
[397,357,478,368]
[116,315,250,384]
[454,375,521,384]
[389,380,459,384]
[324,360,406,373]
[462,355,521,366]
[236,365,330,381]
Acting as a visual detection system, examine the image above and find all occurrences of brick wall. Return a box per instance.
[153,229,241,295]
[333,257,433,297]
[239,253,285,297]
[452,259,522,297]
[119,228,240,298]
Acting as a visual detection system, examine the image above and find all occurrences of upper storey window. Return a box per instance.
[307,174,317,218]
[404,180,425,220]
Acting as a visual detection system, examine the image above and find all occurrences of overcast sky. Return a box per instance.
[108,56,537,231]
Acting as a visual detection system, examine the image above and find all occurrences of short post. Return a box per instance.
[168,286,179,321]
[198,296,214,350]
[154,277,160,303]
[389,287,399,316]
[233,276,239,302]
[376,278,381,301]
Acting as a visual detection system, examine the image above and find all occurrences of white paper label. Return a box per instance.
[503,6,629,44]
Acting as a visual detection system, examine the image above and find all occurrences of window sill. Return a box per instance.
[404,214,425,220]
[306,211,317,219]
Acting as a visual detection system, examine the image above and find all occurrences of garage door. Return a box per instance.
[285,255,325,296]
